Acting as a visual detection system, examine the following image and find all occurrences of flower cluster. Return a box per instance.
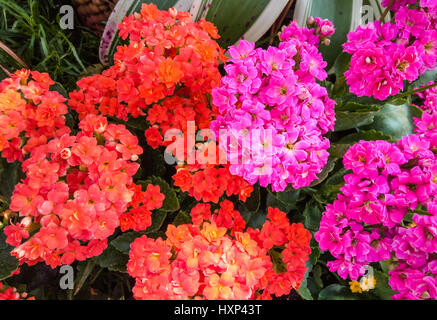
[210,20,336,192]
[414,81,437,114]
[315,133,437,299]
[69,4,225,149]
[127,206,311,300]
[173,164,253,203]
[119,183,165,232]
[344,1,437,100]
[4,114,142,268]
[381,0,417,11]
[0,282,34,300]
[0,69,70,162]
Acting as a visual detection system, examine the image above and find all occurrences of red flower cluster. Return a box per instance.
[4,114,142,268]
[69,4,225,149]
[173,165,253,203]
[0,69,70,162]
[127,206,311,300]
[119,183,165,232]
[0,282,34,300]
[248,208,312,297]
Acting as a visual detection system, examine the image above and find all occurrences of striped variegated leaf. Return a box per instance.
[99,0,290,65]
[293,0,390,70]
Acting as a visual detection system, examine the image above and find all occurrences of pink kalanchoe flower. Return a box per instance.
[210,20,336,192]
[344,2,436,100]
[381,0,417,11]
[316,123,437,299]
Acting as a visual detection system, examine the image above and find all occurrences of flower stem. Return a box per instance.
[380,0,394,22]
[386,81,437,104]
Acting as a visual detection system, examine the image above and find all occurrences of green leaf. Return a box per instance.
[243,183,260,213]
[389,98,408,106]
[318,284,361,300]
[111,231,146,254]
[139,176,180,212]
[334,103,381,132]
[373,269,396,300]
[0,229,19,280]
[362,103,421,140]
[0,159,21,203]
[309,158,337,187]
[325,167,349,186]
[327,143,350,158]
[332,52,351,98]
[172,210,192,226]
[294,0,356,69]
[303,200,322,232]
[74,260,96,296]
[266,192,295,213]
[411,69,437,88]
[205,0,282,48]
[309,239,320,265]
[125,115,148,131]
[334,52,351,80]
[338,129,392,144]
[146,210,167,234]
[297,260,314,300]
[245,209,267,230]
[95,245,128,273]
[269,249,287,274]
[312,264,323,289]
[276,188,302,205]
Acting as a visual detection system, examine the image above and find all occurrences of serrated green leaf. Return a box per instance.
[297,260,314,300]
[146,210,167,234]
[318,284,361,300]
[373,269,396,300]
[334,103,381,131]
[338,129,392,144]
[244,183,260,213]
[325,168,349,186]
[303,200,322,232]
[205,0,270,48]
[362,103,420,140]
[125,115,148,131]
[245,209,267,230]
[296,0,355,69]
[172,210,192,226]
[0,159,21,203]
[111,231,146,254]
[95,245,128,273]
[327,143,350,158]
[411,69,437,87]
[309,158,337,187]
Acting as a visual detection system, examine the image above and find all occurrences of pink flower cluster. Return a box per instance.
[4,114,143,268]
[210,20,336,192]
[381,0,417,11]
[344,1,437,100]
[315,132,437,299]
[414,81,437,114]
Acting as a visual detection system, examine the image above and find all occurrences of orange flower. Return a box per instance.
[157,58,183,88]
[200,222,227,244]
